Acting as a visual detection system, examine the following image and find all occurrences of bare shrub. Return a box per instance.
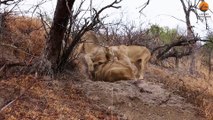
[102,23,160,51]
[1,15,46,62]
[5,15,45,55]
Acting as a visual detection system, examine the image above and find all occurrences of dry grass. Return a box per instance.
[147,55,213,119]
[1,15,46,62]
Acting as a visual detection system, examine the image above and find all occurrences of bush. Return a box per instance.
[4,15,46,56]
[148,25,179,44]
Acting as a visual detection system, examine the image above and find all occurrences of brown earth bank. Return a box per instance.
[0,75,121,120]
[0,68,207,120]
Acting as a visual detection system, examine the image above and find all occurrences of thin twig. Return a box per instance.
[0,42,37,57]
[0,77,38,112]
[139,0,150,13]
[38,12,49,37]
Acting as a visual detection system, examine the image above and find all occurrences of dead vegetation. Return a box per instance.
[1,14,46,63]
[146,56,213,119]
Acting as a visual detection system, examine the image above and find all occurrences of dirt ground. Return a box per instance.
[81,78,204,120]
[0,67,207,120]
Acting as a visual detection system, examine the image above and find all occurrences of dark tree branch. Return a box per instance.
[139,0,150,13]
[38,13,49,38]
[0,0,14,5]
[158,14,186,23]
[159,48,192,60]
[180,0,188,14]
[152,36,213,60]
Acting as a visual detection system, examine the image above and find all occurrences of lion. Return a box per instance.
[106,45,151,79]
[76,30,108,75]
[84,47,107,72]
[80,30,108,54]
[105,46,138,76]
[94,60,136,82]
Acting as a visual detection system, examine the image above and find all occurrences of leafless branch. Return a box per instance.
[1,0,23,13]
[0,42,37,57]
[159,49,192,60]
[152,36,212,60]
[180,0,189,16]
[0,77,38,112]
[0,0,14,5]
[0,64,6,77]
[65,0,72,15]
[139,0,150,13]
[158,14,186,23]
[30,0,47,17]
[38,13,49,38]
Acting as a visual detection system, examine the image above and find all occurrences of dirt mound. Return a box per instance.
[81,79,204,120]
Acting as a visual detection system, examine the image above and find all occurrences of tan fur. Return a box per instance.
[74,53,91,79]
[81,31,101,54]
[107,45,151,79]
[106,46,138,76]
[94,60,136,82]
[77,30,108,73]
[71,43,83,58]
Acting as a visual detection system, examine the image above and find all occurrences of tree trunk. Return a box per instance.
[44,0,75,72]
[180,0,197,75]
[185,13,194,39]
[185,9,197,75]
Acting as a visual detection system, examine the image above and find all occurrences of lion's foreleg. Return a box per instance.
[84,54,94,73]
[139,53,151,80]
[138,59,145,79]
